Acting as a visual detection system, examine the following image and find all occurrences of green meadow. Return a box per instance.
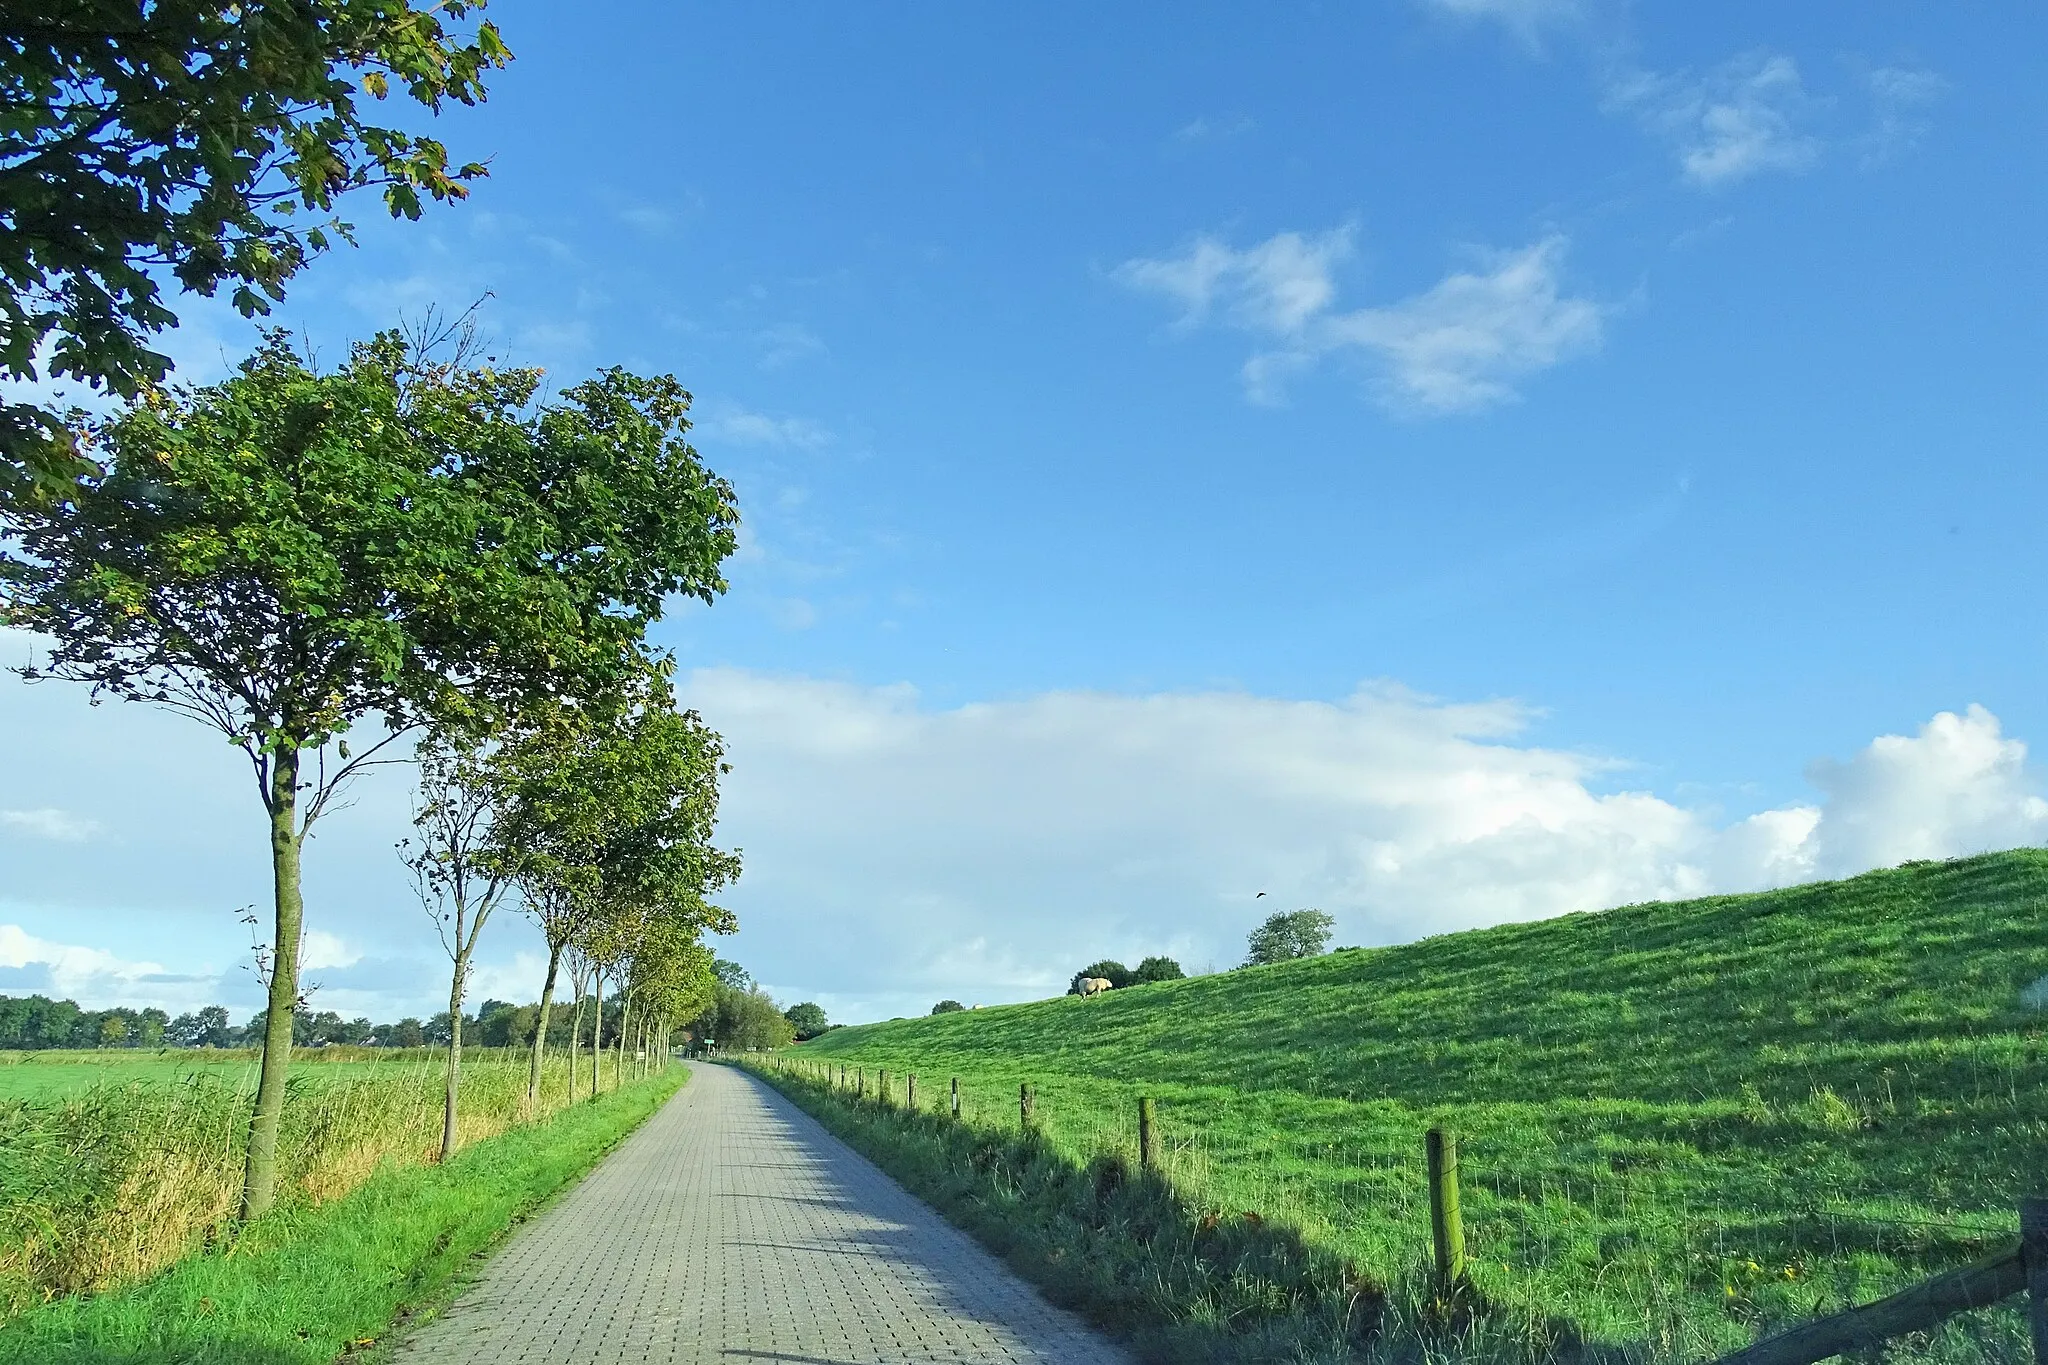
[795,850,2048,1361]
[0,1045,639,1319]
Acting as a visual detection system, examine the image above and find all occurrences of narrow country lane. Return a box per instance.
[389,1060,1129,1364]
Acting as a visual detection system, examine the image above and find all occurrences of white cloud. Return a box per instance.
[300,929,359,972]
[757,323,825,369]
[1323,237,1607,411]
[1174,114,1257,142]
[688,670,2048,1020]
[0,924,219,1012]
[1610,51,1825,189]
[1801,706,2048,875]
[1419,0,1584,44]
[696,405,832,449]
[1,807,99,842]
[765,597,820,631]
[1118,230,1606,412]
[10,608,2046,1024]
[1861,65,1946,166]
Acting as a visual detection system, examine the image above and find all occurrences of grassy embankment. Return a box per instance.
[783,850,2048,1363]
[0,1046,653,1321]
[0,1063,682,1364]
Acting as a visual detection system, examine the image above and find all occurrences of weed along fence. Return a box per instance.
[755,1053,2045,1364]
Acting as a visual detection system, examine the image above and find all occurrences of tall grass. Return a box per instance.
[0,1047,592,1317]
[0,1068,684,1365]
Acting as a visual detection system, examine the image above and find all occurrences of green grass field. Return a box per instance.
[0,1045,558,1102]
[0,1044,631,1317]
[794,850,2048,1362]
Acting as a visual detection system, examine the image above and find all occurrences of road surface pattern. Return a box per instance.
[391,1060,1128,1364]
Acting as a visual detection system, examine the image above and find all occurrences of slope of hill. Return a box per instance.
[793,851,2048,1360]
[806,850,2048,1109]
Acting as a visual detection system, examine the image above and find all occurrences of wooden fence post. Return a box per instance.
[858,1067,865,1098]
[951,1076,961,1119]
[1020,1082,1034,1129]
[907,1073,917,1111]
[1138,1097,1156,1169]
[880,1069,890,1106]
[1426,1127,1466,1293]
[2023,1197,2048,1364]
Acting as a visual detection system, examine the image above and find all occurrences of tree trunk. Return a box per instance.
[239,746,304,1223]
[526,939,562,1107]
[440,944,467,1161]
[565,985,583,1103]
[590,971,604,1097]
[616,992,633,1091]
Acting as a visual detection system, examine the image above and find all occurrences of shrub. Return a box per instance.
[1070,960,1131,994]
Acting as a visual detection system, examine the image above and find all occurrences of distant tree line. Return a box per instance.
[0,991,676,1053]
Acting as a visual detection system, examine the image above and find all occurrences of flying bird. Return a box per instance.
[1255,891,1266,898]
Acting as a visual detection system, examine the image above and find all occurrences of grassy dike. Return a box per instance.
[0,1068,684,1365]
[786,852,2048,1363]
[739,1058,1577,1365]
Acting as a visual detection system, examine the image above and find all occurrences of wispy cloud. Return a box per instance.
[1174,114,1257,142]
[1860,65,1947,166]
[758,323,825,369]
[1118,229,1607,413]
[618,206,676,236]
[0,807,99,842]
[1417,0,1585,45]
[1608,51,1825,189]
[696,405,832,449]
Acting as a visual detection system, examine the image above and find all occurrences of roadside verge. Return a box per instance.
[0,1069,685,1365]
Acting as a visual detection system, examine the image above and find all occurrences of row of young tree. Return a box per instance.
[1,335,744,1215]
[0,1,753,1225]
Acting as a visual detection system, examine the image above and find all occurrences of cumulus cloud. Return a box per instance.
[1609,51,1825,189]
[688,670,2048,1020]
[1118,230,1606,412]
[1801,706,2048,876]
[0,924,218,1012]
[0,807,99,842]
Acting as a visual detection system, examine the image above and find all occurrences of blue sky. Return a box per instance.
[4,1,2046,1024]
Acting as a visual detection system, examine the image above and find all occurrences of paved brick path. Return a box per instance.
[390,1060,1128,1364]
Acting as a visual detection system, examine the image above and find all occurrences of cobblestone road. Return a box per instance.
[390,1060,1128,1364]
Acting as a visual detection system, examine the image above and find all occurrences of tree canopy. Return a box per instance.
[0,328,739,1220]
[930,999,965,1015]
[784,1001,829,1037]
[1245,909,1335,966]
[1131,955,1185,984]
[1070,959,1130,994]
[695,984,794,1052]
[1,331,739,761]
[1,1,510,503]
